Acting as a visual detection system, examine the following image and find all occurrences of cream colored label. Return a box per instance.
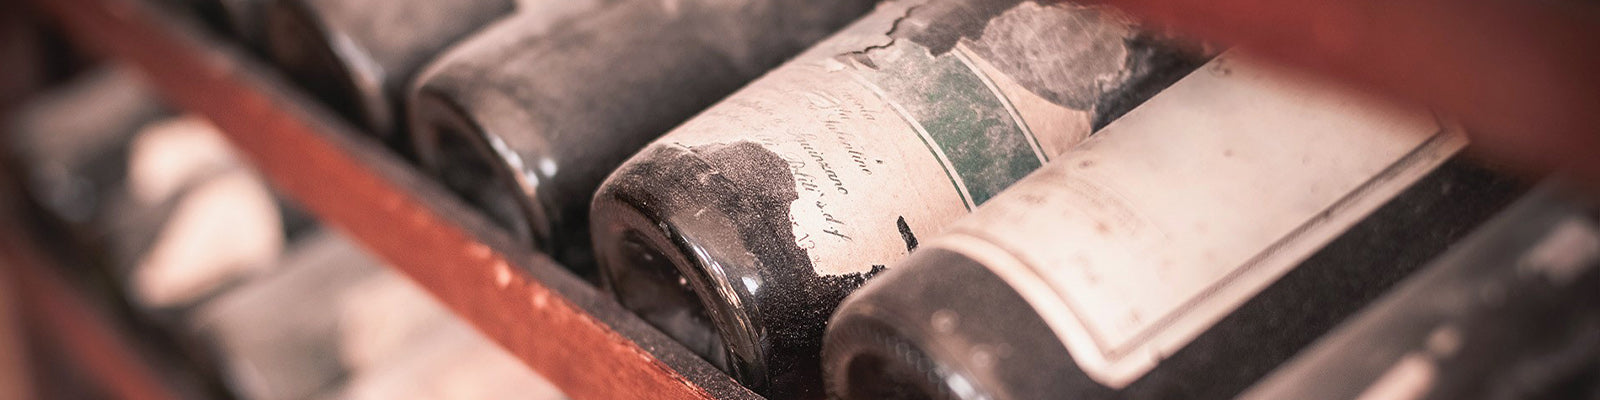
[127,116,242,205]
[937,54,1466,388]
[131,170,284,309]
[662,1,1100,275]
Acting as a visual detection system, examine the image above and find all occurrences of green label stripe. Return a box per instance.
[860,45,1042,207]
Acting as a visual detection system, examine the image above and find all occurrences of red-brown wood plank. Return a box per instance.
[20,0,757,399]
[0,233,178,400]
[0,244,36,400]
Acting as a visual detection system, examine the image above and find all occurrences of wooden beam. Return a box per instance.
[21,0,758,398]
[0,234,178,400]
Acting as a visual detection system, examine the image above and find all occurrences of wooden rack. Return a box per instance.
[14,0,763,398]
[0,230,187,400]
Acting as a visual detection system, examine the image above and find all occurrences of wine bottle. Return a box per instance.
[820,54,1527,400]
[402,0,610,264]
[263,0,516,145]
[5,67,166,240]
[408,0,879,271]
[6,68,285,313]
[589,0,1204,395]
[188,231,451,400]
[1239,183,1599,400]
[105,116,285,313]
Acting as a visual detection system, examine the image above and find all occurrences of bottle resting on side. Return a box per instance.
[409,0,878,271]
[1239,183,1600,400]
[821,53,1528,400]
[590,0,1206,395]
[264,0,516,146]
[5,67,167,246]
[6,68,286,315]
[105,116,283,314]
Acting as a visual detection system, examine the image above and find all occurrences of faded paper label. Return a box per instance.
[664,1,1119,275]
[937,54,1467,388]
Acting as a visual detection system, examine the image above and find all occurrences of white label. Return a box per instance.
[132,170,284,309]
[937,54,1466,388]
[659,1,1118,275]
[127,116,242,205]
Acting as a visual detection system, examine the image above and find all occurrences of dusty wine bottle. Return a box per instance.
[403,0,610,266]
[589,0,1204,394]
[409,0,878,270]
[1239,183,1599,400]
[819,54,1528,400]
[264,0,515,145]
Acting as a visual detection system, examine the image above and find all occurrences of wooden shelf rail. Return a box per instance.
[0,231,182,400]
[20,0,761,398]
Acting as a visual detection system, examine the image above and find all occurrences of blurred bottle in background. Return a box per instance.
[1240,183,1600,400]
[186,230,455,400]
[821,54,1526,400]
[5,67,291,317]
[107,116,283,314]
[4,64,553,400]
[408,0,880,273]
[188,229,571,400]
[6,67,167,240]
[328,315,569,400]
[590,0,1203,395]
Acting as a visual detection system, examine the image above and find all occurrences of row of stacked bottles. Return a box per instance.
[13,0,1597,398]
[3,67,569,399]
